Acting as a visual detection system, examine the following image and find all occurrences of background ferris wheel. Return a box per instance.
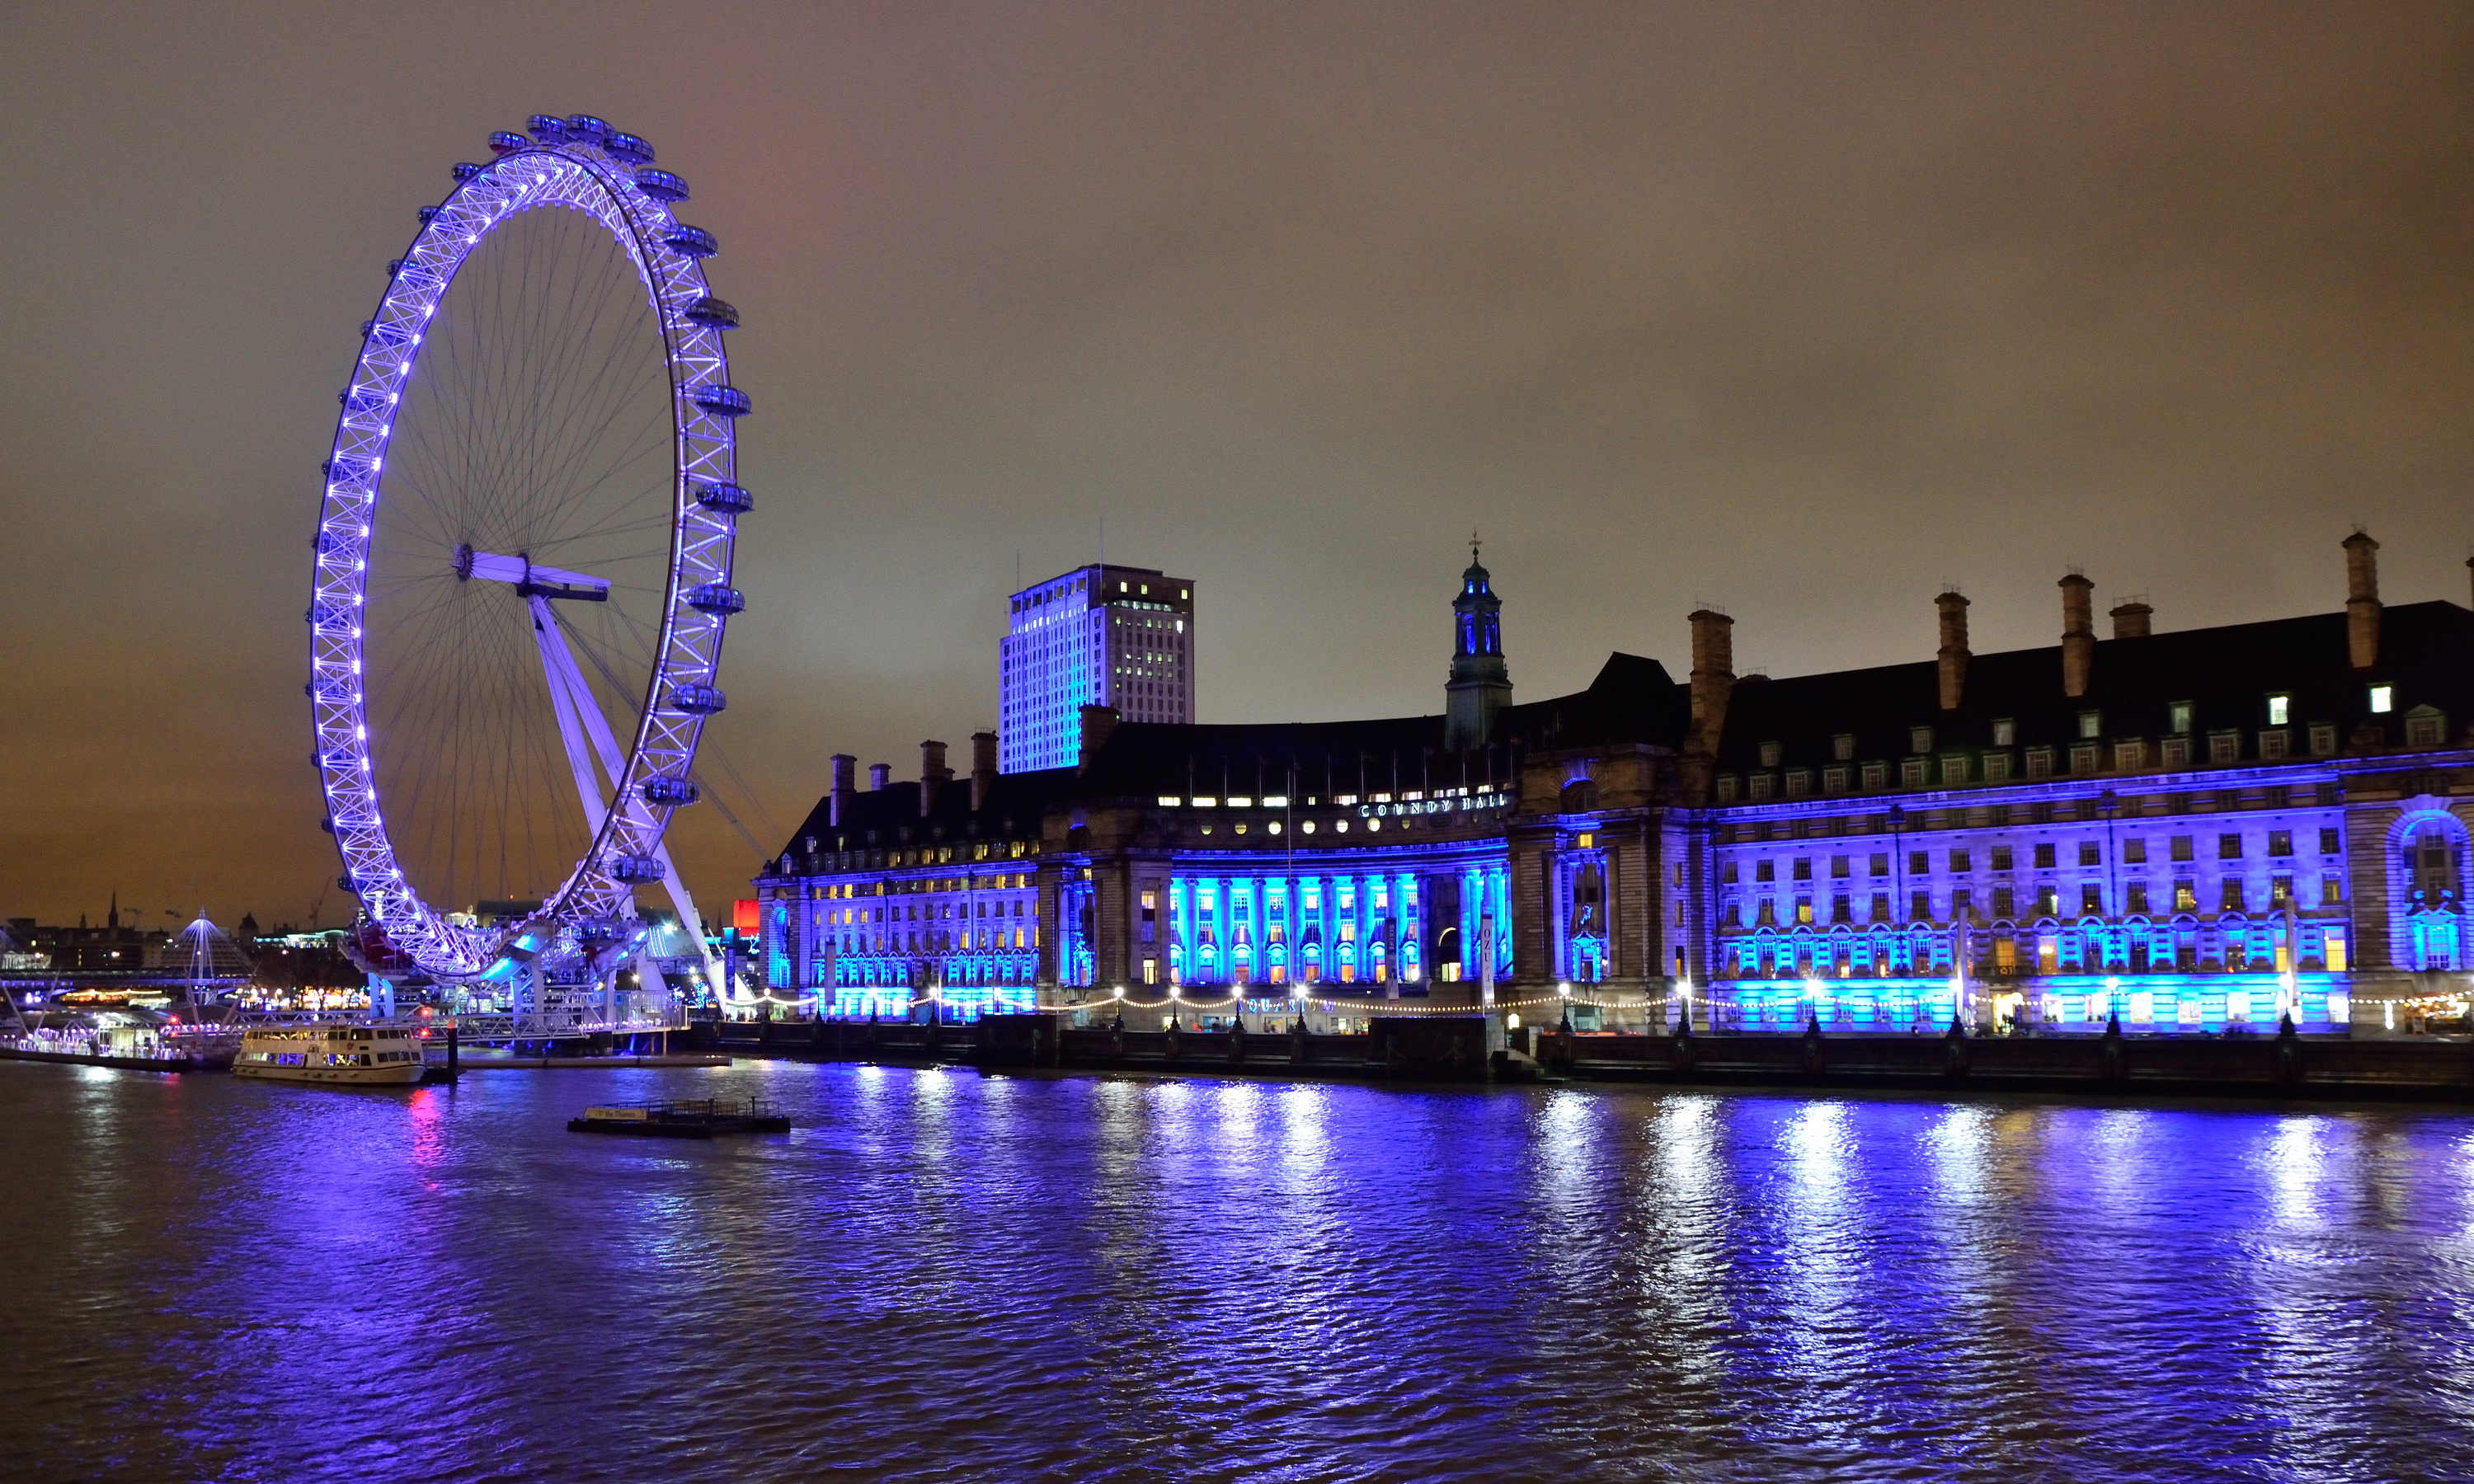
[308,113,751,1003]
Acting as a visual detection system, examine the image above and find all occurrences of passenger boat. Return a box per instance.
[233,1023,426,1086]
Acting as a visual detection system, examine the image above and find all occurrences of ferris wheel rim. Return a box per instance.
[309,128,743,980]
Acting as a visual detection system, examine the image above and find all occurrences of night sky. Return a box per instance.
[5,2,2472,931]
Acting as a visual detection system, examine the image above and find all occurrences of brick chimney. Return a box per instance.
[920,740,952,816]
[971,730,998,810]
[1078,704,1120,769]
[2059,573,2095,698]
[2345,530,2381,670]
[2109,600,2152,639]
[868,762,891,791]
[828,753,856,827]
[1686,608,1735,754]
[1935,591,1970,711]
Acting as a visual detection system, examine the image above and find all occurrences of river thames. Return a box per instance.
[4,1061,2472,1482]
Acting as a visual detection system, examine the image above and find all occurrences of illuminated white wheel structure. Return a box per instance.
[309,114,750,1019]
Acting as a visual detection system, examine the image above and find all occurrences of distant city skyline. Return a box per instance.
[7,4,2474,929]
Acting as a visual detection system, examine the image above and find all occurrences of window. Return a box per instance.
[1911,890,1931,922]
[2407,709,2447,748]
[2208,732,2240,764]
[1759,741,1783,768]
[2370,684,2394,714]
[2079,711,2103,740]
[1910,726,1934,754]
[2035,885,2060,918]
[1833,733,1856,761]
[1749,774,1774,801]
[2026,749,2055,780]
[1793,857,1813,881]
[2267,830,2292,857]
[2319,827,2340,856]
[2309,724,2338,756]
[1796,899,1814,925]
[2033,843,2056,868]
[1830,855,1851,878]
[2168,701,2194,734]
[2220,880,2246,912]
[2081,884,2104,916]
[2266,694,2289,726]
[2124,838,2147,864]
[1908,851,1929,876]
[2079,842,2101,866]
[2171,835,2194,862]
[2174,880,2197,911]
[2321,877,2342,905]
[2116,740,2147,770]
[1717,776,1739,802]
[1992,846,2013,871]
[1993,886,2015,918]
[1901,759,1929,787]
[2126,882,2149,914]
[1992,718,2016,747]
[2272,875,2293,905]
[1785,769,1812,797]
[2070,744,2100,773]
[2161,737,2192,768]
[1950,849,1972,872]
[2218,833,2242,860]
[1823,765,1849,794]
[1861,763,1888,790]
[1982,754,2011,784]
[2260,730,2289,760]
[1756,861,1775,882]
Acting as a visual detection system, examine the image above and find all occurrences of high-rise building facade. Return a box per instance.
[999,564,1194,773]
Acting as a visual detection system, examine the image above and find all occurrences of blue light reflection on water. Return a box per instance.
[3,1063,2474,1482]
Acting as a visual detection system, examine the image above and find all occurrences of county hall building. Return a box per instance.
[756,533,2474,1035]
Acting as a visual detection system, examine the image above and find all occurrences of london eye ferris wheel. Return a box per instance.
[308,113,751,1012]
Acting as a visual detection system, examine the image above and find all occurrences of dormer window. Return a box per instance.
[1832,733,1856,761]
[2078,710,2103,740]
[1909,726,1933,754]
[2370,683,2395,714]
[2265,694,2289,726]
[1759,741,1783,768]
[1991,718,2015,747]
[2168,701,2193,734]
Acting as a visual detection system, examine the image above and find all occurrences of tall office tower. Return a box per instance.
[1000,564,1196,773]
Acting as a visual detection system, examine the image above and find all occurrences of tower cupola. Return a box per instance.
[1444,533,1512,751]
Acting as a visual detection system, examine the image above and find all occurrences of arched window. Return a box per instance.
[2407,825,2459,908]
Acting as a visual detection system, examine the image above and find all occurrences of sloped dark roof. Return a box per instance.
[1075,651,1688,798]
[1710,600,2474,770]
[769,766,1077,862]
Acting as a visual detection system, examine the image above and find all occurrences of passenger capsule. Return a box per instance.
[338,874,361,895]
[665,224,718,258]
[565,114,613,143]
[451,162,483,183]
[418,204,440,223]
[634,167,689,202]
[387,258,403,277]
[308,601,355,631]
[694,481,753,515]
[488,130,529,156]
[685,583,745,616]
[526,114,568,141]
[605,132,653,164]
[669,684,727,716]
[685,296,738,331]
[642,775,701,806]
[693,385,752,418]
[338,388,388,413]
[605,854,667,884]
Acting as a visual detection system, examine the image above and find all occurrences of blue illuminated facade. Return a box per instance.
[763,533,2474,1033]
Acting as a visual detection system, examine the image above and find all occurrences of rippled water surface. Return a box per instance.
[6,1061,2474,1482]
